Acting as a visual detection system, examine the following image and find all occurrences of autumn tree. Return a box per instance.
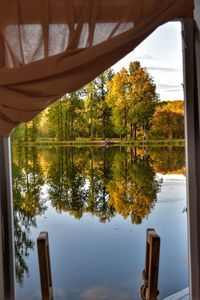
[150,101,184,139]
[107,61,158,140]
[106,68,130,139]
[128,62,158,140]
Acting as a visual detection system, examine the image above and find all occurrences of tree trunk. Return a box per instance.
[65,118,69,140]
[143,125,148,140]
[103,111,106,139]
[133,125,137,140]
[143,147,148,161]
[59,100,64,141]
[134,147,137,159]
[24,123,28,142]
[130,123,133,139]
[124,110,127,140]
[90,116,94,139]
[25,147,30,193]
[71,119,74,140]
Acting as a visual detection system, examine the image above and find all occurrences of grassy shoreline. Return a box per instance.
[14,138,185,147]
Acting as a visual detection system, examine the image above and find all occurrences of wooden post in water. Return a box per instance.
[141,228,160,300]
[37,232,53,300]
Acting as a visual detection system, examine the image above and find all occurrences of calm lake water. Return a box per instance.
[12,146,188,300]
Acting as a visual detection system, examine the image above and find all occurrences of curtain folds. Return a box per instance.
[0,0,193,136]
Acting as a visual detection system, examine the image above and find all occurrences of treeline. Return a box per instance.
[12,62,184,142]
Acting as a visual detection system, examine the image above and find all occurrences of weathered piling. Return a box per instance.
[37,232,53,300]
[141,228,160,300]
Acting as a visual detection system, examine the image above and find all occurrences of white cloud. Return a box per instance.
[157,83,182,90]
[147,66,180,73]
[134,54,158,60]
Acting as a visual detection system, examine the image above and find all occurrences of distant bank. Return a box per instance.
[15,138,185,147]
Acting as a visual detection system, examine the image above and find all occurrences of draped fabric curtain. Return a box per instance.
[0,0,193,136]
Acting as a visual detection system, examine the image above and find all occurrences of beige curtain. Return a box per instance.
[0,0,193,136]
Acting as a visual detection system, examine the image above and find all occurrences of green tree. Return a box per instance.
[46,91,84,140]
[84,82,99,139]
[94,69,115,138]
[46,99,65,140]
[83,69,114,139]
[11,114,42,143]
[64,92,84,140]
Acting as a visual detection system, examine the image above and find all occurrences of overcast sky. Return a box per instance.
[113,22,183,101]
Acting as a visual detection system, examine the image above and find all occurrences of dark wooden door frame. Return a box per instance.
[183,12,200,300]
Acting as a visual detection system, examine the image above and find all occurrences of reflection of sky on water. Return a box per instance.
[16,173,188,300]
[157,174,186,203]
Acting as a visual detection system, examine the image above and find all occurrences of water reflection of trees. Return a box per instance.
[84,147,116,222]
[12,145,185,282]
[46,147,115,222]
[45,146,163,224]
[107,150,162,224]
[12,147,46,284]
[150,147,185,175]
[47,147,87,219]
